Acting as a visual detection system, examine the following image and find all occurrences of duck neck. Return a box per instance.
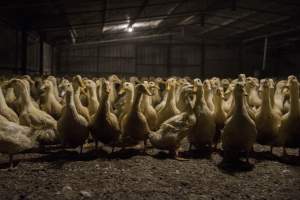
[234,94,246,114]
[0,88,8,110]
[88,87,98,103]
[98,90,109,114]
[213,95,223,113]
[261,87,272,113]
[20,87,34,109]
[290,86,300,116]
[132,90,143,112]
[166,86,176,105]
[195,89,207,109]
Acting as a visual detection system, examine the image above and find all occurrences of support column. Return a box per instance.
[262,37,268,71]
[238,43,243,74]
[21,30,27,75]
[201,42,206,79]
[39,33,44,75]
[15,30,19,74]
[166,35,172,76]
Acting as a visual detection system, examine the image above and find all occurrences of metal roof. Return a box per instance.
[0,0,299,45]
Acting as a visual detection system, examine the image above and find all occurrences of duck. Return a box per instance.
[140,81,159,131]
[8,79,58,145]
[255,79,281,152]
[151,77,164,107]
[223,83,235,114]
[245,77,262,111]
[73,75,90,122]
[203,79,215,113]
[156,78,181,126]
[222,82,257,162]
[278,76,300,156]
[149,84,196,159]
[273,80,288,115]
[213,87,227,147]
[120,82,153,150]
[39,79,63,120]
[188,79,216,150]
[0,85,19,123]
[47,75,63,103]
[108,74,122,106]
[57,83,89,152]
[3,86,17,112]
[0,115,36,168]
[177,81,193,112]
[90,80,121,152]
[84,79,99,116]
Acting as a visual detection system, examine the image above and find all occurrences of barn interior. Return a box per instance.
[0,0,300,199]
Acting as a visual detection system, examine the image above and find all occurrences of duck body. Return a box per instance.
[0,115,34,154]
[157,78,180,126]
[121,83,152,146]
[222,83,257,160]
[90,81,121,147]
[149,85,196,155]
[255,80,281,146]
[10,79,58,145]
[279,77,300,150]
[0,86,19,123]
[40,80,63,120]
[58,83,89,148]
[188,82,216,148]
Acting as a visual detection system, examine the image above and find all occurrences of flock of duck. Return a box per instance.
[0,73,299,168]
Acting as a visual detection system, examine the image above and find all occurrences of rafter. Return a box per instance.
[100,0,107,33]
[128,0,149,28]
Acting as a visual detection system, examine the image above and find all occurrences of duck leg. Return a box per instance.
[111,144,115,153]
[188,144,192,152]
[79,145,83,154]
[246,151,250,164]
[95,140,98,151]
[270,145,273,154]
[173,150,188,161]
[143,140,148,155]
[283,146,287,156]
[9,154,14,169]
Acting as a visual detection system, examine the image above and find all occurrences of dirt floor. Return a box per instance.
[0,143,299,200]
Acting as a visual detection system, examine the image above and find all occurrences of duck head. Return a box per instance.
[119,82,134,95]
[166,78,177,91]
[234,82,248,98]
[135,83,152,96]
[40,79,54,92]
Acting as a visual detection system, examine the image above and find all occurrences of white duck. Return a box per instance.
[0,115,36,168]
[149,84,196,159]
[222,82,257,163]
[58,83,89,152]
[278,76,300,156]
[255,79,281,152]
[188,79,216,150]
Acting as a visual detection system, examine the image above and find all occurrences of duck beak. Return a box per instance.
[154,85,160,90]
[146,90,153,96]
[166,83,171,91]
[60,90,66,98]
[119,88,125,95]
[80,87,87,95]
[40,85,46,90]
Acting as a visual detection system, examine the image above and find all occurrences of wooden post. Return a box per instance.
[39,33,44,75]
[15,30,19,74]
[201,41,205,79]
[238,42,243,74]
[166,35,172,76]
[21,30,27,75]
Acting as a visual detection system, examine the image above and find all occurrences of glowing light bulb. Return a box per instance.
[127,26,133,32]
